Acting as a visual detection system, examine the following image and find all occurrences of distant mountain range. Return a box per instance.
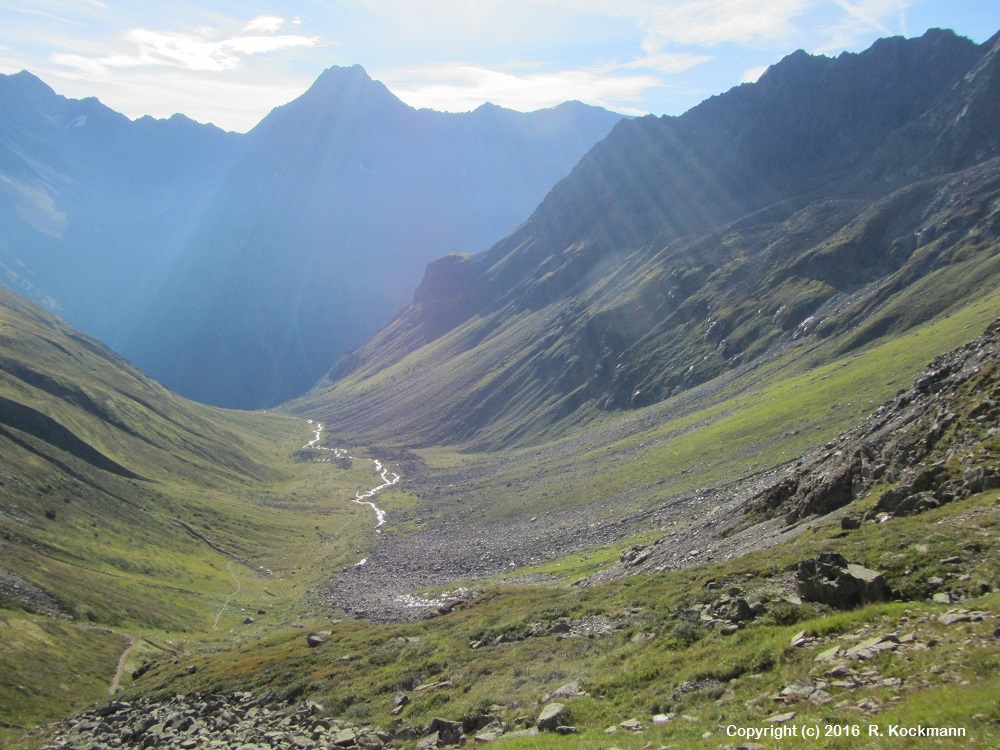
[0,66,623,407]
[296,28,1000,448]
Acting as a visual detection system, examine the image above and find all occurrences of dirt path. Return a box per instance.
[107,634,138,695]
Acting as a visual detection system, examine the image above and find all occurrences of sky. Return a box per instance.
[1,1,998,133]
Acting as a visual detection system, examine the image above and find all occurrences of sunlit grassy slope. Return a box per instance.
[0,286,395,738]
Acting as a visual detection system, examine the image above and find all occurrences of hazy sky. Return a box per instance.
[1,1,998,132]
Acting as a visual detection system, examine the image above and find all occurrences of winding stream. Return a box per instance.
[303,420,399,532]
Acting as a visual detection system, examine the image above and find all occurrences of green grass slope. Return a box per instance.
[0,287,399,740]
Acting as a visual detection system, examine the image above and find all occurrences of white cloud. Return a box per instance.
[50,21,319,75]
[636,0,810,49]
[243,15,285,34]
[380,62,658,114]
[741,64,769,83]
[625,51,712,73]
[815,0,913,52]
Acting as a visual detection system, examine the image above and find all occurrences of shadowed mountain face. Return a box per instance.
[297,29,1000,449]
[121,67,623,408]
[0,71,242,346]
[0,67,623,409]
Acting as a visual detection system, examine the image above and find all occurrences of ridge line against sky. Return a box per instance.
[1,1,998,132]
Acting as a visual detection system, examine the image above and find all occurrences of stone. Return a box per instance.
[790,630,809,647]
[841,515,861,530]
[779,683,815,700]
[652,713,675,723]
[536,703,567,731]
[932,592,952,604]
[815,645,841,662]
[425,718,462,745]
[718,598,755,622]
[543,681,587,701]
[809,690,834,705]
[474,728,503,743]
[768,712,797,723]
[306,633,327,648]
[332,728,356,747]
[619,718,642,731]
[795,552,886,608]
[95,701,130,717]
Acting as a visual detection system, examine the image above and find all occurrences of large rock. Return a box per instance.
[536,703,568,731]
[795,552,886,608]
[424,718,462,745]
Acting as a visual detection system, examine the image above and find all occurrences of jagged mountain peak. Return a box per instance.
[0,69,55,97]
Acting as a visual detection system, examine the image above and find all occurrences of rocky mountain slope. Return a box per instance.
[0,67,622,409]
[298,29,1000,450]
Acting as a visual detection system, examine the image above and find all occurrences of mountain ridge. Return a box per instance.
[123,65,623,408]
[297,28,1000,449]
[0,63,625,409]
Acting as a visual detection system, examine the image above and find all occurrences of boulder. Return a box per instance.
[332,728,357,747]
[542,681,587,701]
[425,718,462,745]
[536,703,567,731]
[795,552,886,608]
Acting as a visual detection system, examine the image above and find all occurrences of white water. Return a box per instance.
[302,421,399,534]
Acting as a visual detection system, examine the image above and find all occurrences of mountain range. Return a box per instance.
[0,26,998,750]
[296,28,1000,449]
[0,66,622,408]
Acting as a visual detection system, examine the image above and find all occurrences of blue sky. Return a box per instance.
[1,1,998,132]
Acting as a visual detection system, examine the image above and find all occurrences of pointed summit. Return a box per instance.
[251,63,409,137]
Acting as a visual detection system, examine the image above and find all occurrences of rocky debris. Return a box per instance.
[0,566,68,618]
[35,692,392,750]
[672,590,768,635]
[315,321,998,625]
[471,614,629,650]
[620,544,653,566]
[747,319,1000,524]
[938,608,989,625]
[795,552,886,608]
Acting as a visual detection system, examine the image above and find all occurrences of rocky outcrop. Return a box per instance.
[34,693,393,750]
[748,319,1000,523]
[795,552,887,608]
